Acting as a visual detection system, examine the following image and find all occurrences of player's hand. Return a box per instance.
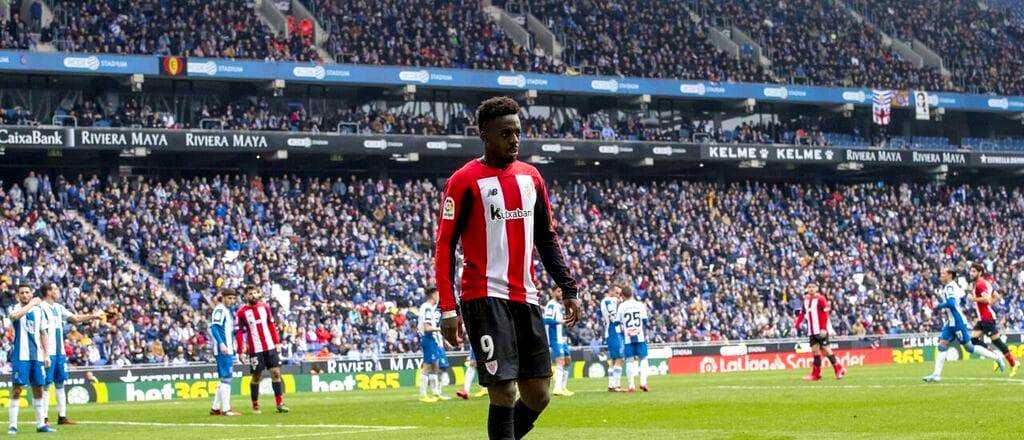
[28,297,42,307]
[219,344,231,355]
[43,357,50,368]
[441,316,463,347]
[563,298,582,327]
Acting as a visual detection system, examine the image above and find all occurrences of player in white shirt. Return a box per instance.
[40,283,103,426]
[7,284,53,434]
[616,286,650,392]
[544,289,573,397]
[600,285,625,391]
[418,288,449,402]
[209,288,241,416]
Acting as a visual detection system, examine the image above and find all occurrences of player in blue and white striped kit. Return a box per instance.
[923,268,1006,382]
[419,288,450,402]
[7,284,54,434]
[40,283,103,426]
[616,286,650,392]
[600,285,625,392]
[544,288,573,397]
[209,288,241,416]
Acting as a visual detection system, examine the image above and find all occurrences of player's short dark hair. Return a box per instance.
[220,288,237,298]
[15,283,31,291]
[476,96,520,130]
[971,262,985,274]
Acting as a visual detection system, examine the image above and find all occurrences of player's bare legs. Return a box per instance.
[269,367,289,412]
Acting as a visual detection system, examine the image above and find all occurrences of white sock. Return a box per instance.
[613,365,622,388]
[463,367,476,393]
[553,366,563,391]
[933,348,947,377]
[56,387,66,418]
[218,381,232,411]
[211,383,221,411]
[429,373,440,395]
[972,344,1004,362]
[33,397,45,428]
[640,358,649,387]
[419,372,429,397]
[627,360,637,389]
[8,396,19,428]
[40,389,48,420]
[561,365,570,390]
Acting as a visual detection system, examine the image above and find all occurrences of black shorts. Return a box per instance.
[248,349,282,374]
[461,297,552,387]
[809,334,830,347]
[973,320,1000,337]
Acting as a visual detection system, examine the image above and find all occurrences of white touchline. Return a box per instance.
[220,428,401,440]
[75,421,416,430]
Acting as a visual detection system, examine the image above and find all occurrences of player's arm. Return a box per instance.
[66,306,102,324]
[792,308,805,333]
[38,315,50,367]
[8,297,42,321]
[436,176,470,345]
[210,310,230,355]
[533,176,581,325]
[234,308,247,356]
[264,304,281,345]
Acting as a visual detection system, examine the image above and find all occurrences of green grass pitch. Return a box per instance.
[30,362,1024,439]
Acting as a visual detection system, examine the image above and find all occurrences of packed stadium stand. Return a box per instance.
[4,173,1024,366]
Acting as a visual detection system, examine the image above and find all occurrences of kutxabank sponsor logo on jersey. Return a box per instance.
[489,205,532,221]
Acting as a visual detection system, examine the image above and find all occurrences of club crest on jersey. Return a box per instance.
[485,360,499,375]
[442,196,455,220]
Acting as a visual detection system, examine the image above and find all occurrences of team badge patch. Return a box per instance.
[442,196,455,220]
[485,360,498,375]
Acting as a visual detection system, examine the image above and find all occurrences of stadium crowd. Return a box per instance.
[849,0,1024,95]
[698,0,948,91]
[314,0,564,73]
[4,172,1024,367]
[43,0,319,61]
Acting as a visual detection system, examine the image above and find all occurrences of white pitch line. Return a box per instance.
[75,421,416,430]
[220,428,408,440]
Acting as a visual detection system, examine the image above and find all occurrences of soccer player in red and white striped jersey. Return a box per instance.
[436,96,580,440]
[793,281,846,381]
[966,263,1018,376]
[235,286,289,413]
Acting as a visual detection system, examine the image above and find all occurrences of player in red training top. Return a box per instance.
[235,286,290,413]
[793,281,846,381]
[435,96,581,440]
[966,263,1018,376]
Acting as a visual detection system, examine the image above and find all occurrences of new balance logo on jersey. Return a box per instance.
[488,188,499,197]
[489,205,532,221]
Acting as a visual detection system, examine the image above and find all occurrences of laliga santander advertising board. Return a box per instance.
[669,346,894,375]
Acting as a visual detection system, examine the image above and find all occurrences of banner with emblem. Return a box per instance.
[873,90,893,125]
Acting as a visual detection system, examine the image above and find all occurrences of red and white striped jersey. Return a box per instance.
[796,294,831,336]
[435,159,577,316]
[974,277,996,321]
[235,302,280,355]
